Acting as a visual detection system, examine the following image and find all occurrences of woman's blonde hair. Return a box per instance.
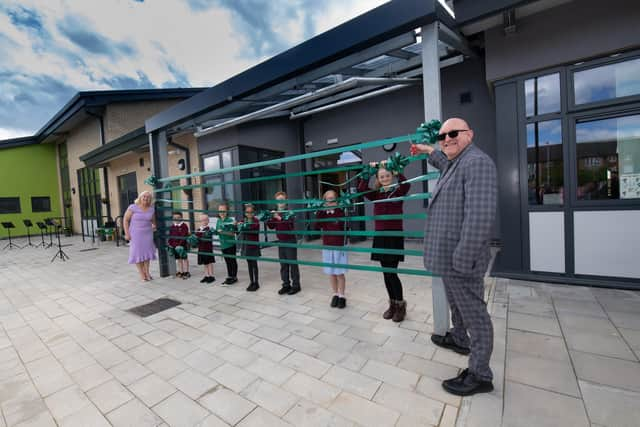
[134,190,153,205]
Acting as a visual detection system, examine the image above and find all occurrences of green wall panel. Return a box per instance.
[0,144,61,237]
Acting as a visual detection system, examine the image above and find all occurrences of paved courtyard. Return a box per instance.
[0,236,638,427]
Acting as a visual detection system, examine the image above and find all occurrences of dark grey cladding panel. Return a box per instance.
[453,0,535,26]
[493,81,523,273]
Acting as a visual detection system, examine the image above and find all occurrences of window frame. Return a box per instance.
[31,196,51,213]
[0,197,21,214]
[567,104,640,208]
[568,50,640,112]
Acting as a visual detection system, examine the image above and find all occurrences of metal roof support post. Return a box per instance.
[422,21,450,336]
[150,130,176,278]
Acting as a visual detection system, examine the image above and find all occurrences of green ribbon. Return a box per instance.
[163,247,433,276]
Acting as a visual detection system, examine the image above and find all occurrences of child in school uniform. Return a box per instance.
[168,211,190,279]
[267,191,301,295]
[315,190,348,309]
[238,203,261,292]
[357,163,411,322]
[216,202,238,285]
[196,214,215,284]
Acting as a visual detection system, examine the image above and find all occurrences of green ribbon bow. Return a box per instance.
[359,163,379,181]
[256,211,272,222]
[384,151,410,175]
[144,175,158,186]
[186,234,199,248]
[416,119,442,144]
[338,191,353,209]
[174,245,187,258]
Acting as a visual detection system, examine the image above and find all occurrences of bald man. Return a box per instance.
[412,118,497,396]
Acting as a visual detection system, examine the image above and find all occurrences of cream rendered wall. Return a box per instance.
[106,153,152,218]
[64,117,102,234]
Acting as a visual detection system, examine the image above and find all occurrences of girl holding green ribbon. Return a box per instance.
[357,162,411,322]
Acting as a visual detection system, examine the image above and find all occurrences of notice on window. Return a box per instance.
[620,173,640,199]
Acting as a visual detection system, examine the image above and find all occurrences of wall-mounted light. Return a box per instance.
[177,158,186,171]
[71,187,76,195]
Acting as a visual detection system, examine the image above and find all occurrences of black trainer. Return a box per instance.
[431,332,471,355]
[337,297,346,309]
[330,295,339,308]
[287,286,301,295]
[206,276,216,284]
[278,285,291,295]
[200,277,208,283]
[246,282,259,292]
[442,371,493,396]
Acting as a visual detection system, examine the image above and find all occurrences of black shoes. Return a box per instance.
[287,286,301,295]
[278,285,291,295]
[431,332,471,355]
[278,284,301,295]
[246,282,260,292]
[330,295,339,308]
[442,369,493,396]
[206,276,215,284]
[222,277,237,286]
[337,297,346,309]
[182,272,191,280]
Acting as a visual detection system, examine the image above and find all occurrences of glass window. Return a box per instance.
[31,197,51,212]
[0,197,21,214]
[574,57,640,105]
[525,73,561,117]
[203,154,220,171]
[527,120,564,205]
[222,151,232,168]
[576,113,640,200]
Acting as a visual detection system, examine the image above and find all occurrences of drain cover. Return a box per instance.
[127,298,181,317]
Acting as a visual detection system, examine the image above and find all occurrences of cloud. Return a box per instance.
[0,0,389,138]
[57,14,137,57]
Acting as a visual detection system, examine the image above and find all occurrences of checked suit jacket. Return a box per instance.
[423,144,497,277]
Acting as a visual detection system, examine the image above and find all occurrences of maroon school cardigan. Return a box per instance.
[266,214,296,242]
[238,219,260,250]
[357,174,410,231]
[315,208,346,247]
[168,222,189,248]
[196,226,213,252]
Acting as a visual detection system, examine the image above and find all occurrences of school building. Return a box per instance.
[1,0,638,288]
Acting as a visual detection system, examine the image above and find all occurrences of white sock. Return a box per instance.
[338,293,344,298]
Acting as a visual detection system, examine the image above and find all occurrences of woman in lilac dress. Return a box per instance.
[123,191,157,281]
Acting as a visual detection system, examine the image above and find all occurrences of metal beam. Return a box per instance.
[438,22,477,58]
[167,32,418,133]
[422,22,450,336]
[193,77,421,138]
[149,130,175,278]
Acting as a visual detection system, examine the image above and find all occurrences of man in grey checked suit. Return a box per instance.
[412,117,497,396]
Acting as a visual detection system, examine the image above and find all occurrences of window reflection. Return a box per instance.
[527,120,563,205]
[574,58,640,105]
[576,114,640,200]
[525,73,561,117]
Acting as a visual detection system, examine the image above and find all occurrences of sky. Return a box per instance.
[0,0,391,140]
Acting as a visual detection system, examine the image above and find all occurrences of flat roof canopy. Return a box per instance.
[145,0,465,136]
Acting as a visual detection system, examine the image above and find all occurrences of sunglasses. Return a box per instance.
[436,129,469,141]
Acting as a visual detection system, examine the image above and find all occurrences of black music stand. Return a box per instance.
[49,220,69,262]
[22,219,35,247]
[2,222,21,250]
[35,222,48,248]
[44,218,55,248]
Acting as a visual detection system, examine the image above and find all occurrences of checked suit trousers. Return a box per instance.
[442,274,493,381]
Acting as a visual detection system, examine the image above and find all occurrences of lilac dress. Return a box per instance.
[127,204,157,264]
